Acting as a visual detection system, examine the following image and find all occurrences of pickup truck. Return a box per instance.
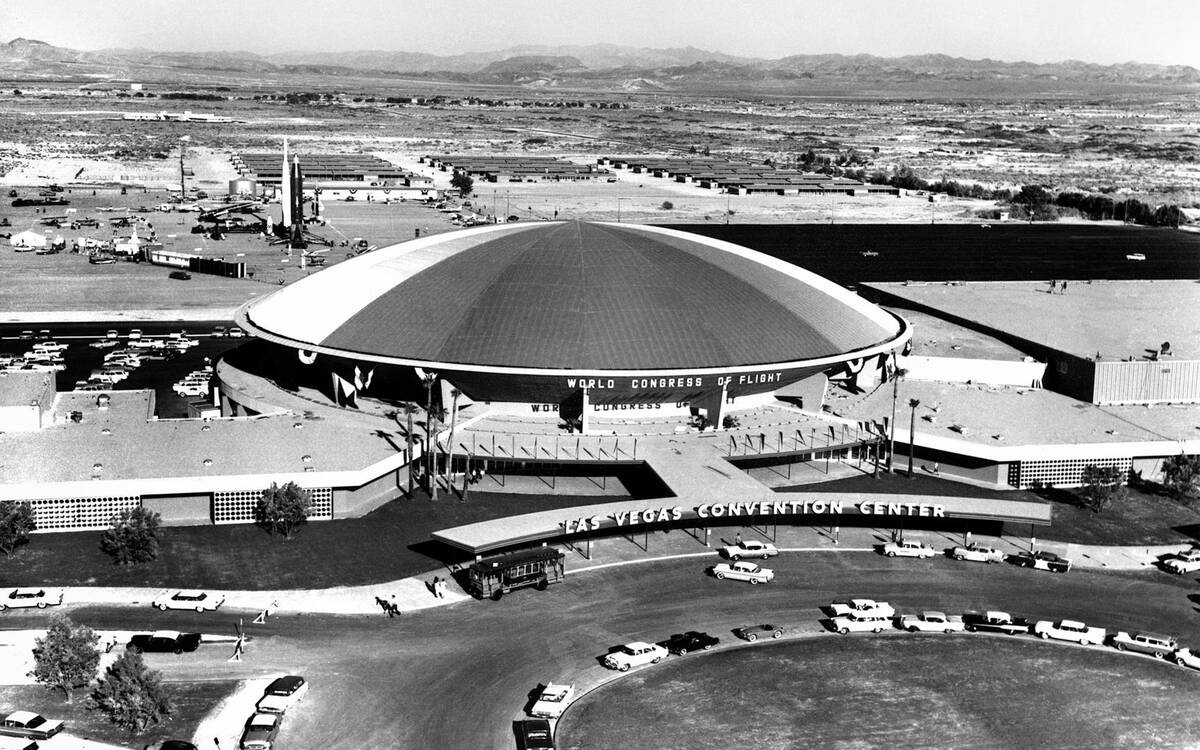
[962,611,1030,635]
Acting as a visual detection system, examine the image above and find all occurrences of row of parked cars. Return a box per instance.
[881,539,1074,572]
[823,597,1200,666]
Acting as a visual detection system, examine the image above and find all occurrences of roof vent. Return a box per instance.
[100,428,111,436]
[202,458,213,467]
[301,454,312,463]
[201,424,211,432]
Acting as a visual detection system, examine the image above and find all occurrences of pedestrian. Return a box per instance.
[431,576,441,598]
[436,578,446,599]
[1061,280,1068,294]
[390,595,399,617]
[734,532,742,546]
[1048,279,1056,294]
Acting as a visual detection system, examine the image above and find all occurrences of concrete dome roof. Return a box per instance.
[238,221,904,372]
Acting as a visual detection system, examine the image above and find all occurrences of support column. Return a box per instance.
[580,387,590,435]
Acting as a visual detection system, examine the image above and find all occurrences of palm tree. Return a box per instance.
[397,403,418,497]
[443,388,461,497]
[887,366,907,473]
[907,398,921,478]
[422,373,438,500]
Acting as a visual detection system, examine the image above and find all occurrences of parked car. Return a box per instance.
[256,675,309,714]
[950,543,1005,564]
[239,713,280,750]
[0,588,63,611]
[733,624,783,642]
[168,270,191,280]
[529,682,574,719]
[1008,550,1072,573]
[1162,549,1200,574]
[153,590,225,612]
[831,614,892,635]
[882,540,935,558]
[899,611,965,633]
[1033,619,1105,646]
[127,630,202,654]
[1108,631,1177,658]
[0,711,64,740]
[228,327,245,338]
[1174,647,1200,670]
[720,539,779,560]
[829,599,895,618]
[711,560,774,584]
[145,741,199,750]
[962,611,1031,635]
[659,631,720,655]
[518,718,555,750]
[603,641,668,671]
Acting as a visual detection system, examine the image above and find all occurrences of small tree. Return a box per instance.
[1080,464,1127,514]
[100,507,162,565]
[0,500,36,556]
[257,481,311,539]
[660,200,674,210]
[88,649,172,733]
[1162,453,1200,502]
[450,172,474,197]
[30,614,100,702]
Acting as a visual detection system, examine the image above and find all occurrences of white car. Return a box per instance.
[899,611,965,633]
[1174,647,1200,670]
[153,590,225,612]
[829,599,895,619]
[0,588,64,611]
[256,675,308,714]
[1108,631,1177,658]
[831,614,892,634]
[721,540,779,560]
[529,682,575,719]
[1033,619,1106,646]
[1163,549,1200,574]
[950,543,1005,564]
[882,540,935,558]
[604,641,668,672]
[711,561,774,584]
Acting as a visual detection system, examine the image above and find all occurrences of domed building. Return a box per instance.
[229,221,909,427]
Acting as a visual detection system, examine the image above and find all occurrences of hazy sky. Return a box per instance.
[2,0,1197,68]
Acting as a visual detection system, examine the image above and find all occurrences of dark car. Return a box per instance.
[127,630,202,654]
[659,631,720,655]
[1008,550,1072,573]
[169,270,192,280]
[733,624,784,642]
[962,611,1031,635]
[518,718,554,750]
[256,675,308,713]
[146,741,200,750]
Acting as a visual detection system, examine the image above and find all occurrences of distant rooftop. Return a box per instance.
[0,370,54,408]
[866,280,1200,361]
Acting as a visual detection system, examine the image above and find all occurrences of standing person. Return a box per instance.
[734,532,743,546]
[436,578,446,599]
[1048,279,1056,294]
[388,595,398,618]
[1061,280,1068,294]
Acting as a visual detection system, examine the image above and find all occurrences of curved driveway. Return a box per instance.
[5,552,1198,749]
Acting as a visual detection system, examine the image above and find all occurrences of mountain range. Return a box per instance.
[3,38,1198,91]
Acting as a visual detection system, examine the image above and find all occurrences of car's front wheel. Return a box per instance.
[619,664,630,672]
[1116,642,1126,651]
[747,633,758,642]
[1154,651,1165,659]
[838,627,849,635]
[887,551,896,557]
[954,554,964,561]
[0,604,6,611]
[704,644,714,650]
[1177,656,1187,666]
[772,631,782,639]
[195,606,204,613]
[1039,632,1049,639]
[908,626,918,633]
[715,572,725,580]
[36,602,46,609]
[873,627,882,633]
[750,578,760,585]
[678,648,688,656]
[652,657,661,664]
[158,604,168,611]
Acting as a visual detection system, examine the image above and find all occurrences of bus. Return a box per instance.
[467,547,565,601]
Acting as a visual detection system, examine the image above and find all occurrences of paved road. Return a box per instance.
[4,552,1198,749]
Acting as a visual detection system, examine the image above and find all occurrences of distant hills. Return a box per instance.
[2,37,1198,91]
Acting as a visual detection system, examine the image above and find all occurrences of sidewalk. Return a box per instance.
[25,525,1192,620]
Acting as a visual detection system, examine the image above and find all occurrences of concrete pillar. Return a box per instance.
[580,387,590,434]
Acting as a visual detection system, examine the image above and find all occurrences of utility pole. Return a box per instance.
[178,136,189,198]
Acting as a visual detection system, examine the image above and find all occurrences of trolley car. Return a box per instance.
[467,547,565,601]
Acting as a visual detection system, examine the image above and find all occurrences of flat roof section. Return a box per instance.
[433,492,1051,554]
[866,280,1200,361]
[0,370,54,408]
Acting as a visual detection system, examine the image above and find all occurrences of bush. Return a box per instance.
[100,507,162,565]
[30,614,99,701]
[89,650,172,733]
[660,201,674,210]
[257,481,312,539]
[0,500,36,556]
